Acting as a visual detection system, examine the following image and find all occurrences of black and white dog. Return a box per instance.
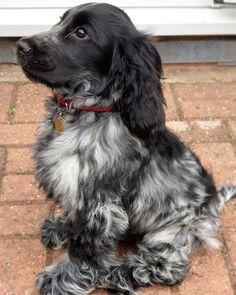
[17,3,236,295]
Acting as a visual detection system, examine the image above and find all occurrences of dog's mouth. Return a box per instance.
[17,50,57,86]
[18,56,70,89]
[17,44,56,77]
[17,53,56,73]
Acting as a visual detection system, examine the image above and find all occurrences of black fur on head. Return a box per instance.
[16,2,165,141]
[98,18,166,141]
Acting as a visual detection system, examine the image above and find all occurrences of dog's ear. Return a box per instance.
[106,36,165,141]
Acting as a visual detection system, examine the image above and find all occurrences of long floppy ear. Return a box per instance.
[106,36,165,141]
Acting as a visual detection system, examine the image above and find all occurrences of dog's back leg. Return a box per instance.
[105,204,223,293]
[105,242,190,293]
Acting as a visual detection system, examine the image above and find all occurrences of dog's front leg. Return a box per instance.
[37,199,130,295]
[68,202,129,261]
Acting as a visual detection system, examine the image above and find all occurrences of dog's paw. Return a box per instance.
[37,262,95,295]
[40,218,67,249]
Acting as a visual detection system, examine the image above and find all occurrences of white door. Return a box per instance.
[0,0,236,36]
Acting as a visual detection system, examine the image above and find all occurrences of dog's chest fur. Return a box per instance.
[33,99,145,215]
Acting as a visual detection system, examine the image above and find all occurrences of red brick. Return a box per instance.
[223,230,236,267]
[0,239,45,295]
[1,175,43,202]
[167,120,230,144]
[139,285,172,295]
[178,249,234,295]
[6,147,33,173]
[163,64,236,84]
[0,84,14,123]
[163,83,179,121]
[223,198,236,228]
[0,123,37,145]
[172,83,236,119]
[15,83,51,123]
[189,120,230,143]
[192,143,236,186]
[0,204,49,236]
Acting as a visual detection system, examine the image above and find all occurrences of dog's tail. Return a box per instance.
[218,184,236,211]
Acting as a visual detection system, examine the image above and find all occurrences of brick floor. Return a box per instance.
[0,63,235,295]
[163,83,179,121]
[0,123,37,145]
[6,147,34,173]
[0,239,45,295]
[172,83,236,119]
[191,143,236,186]
[0,204,49,236]
[167,119,230,144]
[0,84,14,123]
[15,83,51,123]
[1,175,43,202]
[224,231,236,268]
[222,198,236,229]
[178,248,234,295]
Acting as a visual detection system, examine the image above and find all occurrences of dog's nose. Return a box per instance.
[17,38,32,56]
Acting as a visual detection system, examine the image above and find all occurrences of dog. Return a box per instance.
[16,3,236,295]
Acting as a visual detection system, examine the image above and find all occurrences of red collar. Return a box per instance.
[56,96,114,112]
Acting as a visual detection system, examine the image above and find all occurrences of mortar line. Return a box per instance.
[224,119,236,145]
[168,83,184,121]
[8,84,19,124]
[2,171,35,176]
[0,146,7,198]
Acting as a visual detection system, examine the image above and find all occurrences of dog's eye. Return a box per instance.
[75,27,88,39]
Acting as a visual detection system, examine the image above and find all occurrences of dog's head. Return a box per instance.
[17,3,165,140]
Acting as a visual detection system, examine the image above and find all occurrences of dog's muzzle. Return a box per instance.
[16,37,56,73]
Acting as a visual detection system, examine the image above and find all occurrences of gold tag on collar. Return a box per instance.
[53,116,64,134]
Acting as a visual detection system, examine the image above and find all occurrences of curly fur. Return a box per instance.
[16,3,236,295]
